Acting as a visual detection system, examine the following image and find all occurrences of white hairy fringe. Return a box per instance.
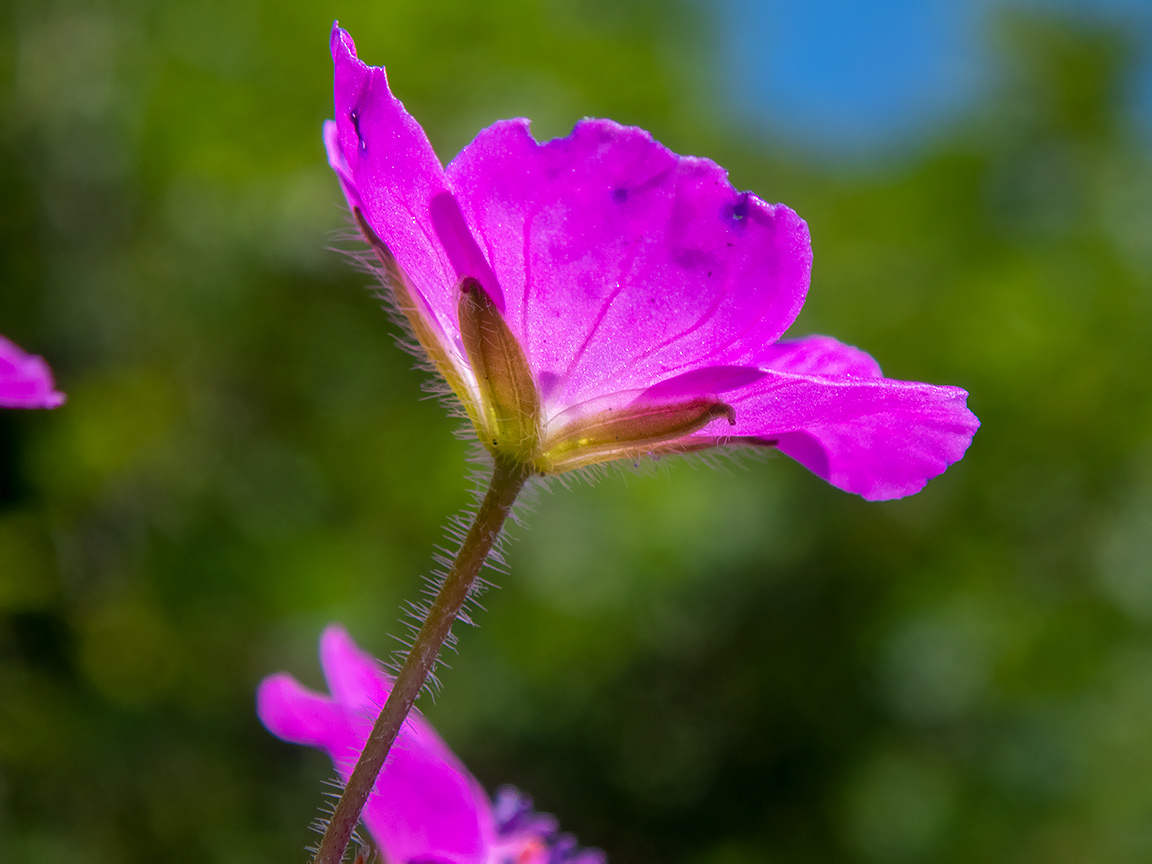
[305,775,373,859]
[383,445,535,701]
[329,215,473,424]
[532,441,776,500]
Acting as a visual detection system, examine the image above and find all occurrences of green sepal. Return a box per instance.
[457,278,541,462]
[536,398,736,473]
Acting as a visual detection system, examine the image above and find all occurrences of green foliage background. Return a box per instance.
[3,1,1152,861]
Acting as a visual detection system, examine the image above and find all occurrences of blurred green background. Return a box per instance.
[3,0,1152,861]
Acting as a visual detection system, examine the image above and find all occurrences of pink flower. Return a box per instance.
[326,25,977,500]
[0,335,65,409]
[258,625,605,864]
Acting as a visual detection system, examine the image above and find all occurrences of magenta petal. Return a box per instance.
[327,25,462,353]
[638,365,767,403]
[446,118,812,413]
[256,673,361,769]
[711,336,978,500]
[429,192,505,309]
[318,624,391,716]
[0,335,65,409]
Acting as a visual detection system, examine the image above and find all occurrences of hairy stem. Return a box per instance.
[311,457,530,864]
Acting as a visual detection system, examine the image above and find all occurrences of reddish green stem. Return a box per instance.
[310,457,529,864]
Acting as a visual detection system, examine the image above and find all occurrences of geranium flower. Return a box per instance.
[258,625,605,864]
[0,335,65,409]
[325,24,977,500]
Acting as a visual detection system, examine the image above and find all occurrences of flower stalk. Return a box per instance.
[311,457,530,864]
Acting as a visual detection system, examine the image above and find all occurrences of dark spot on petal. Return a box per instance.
[612,187,628,203]
[349,108,366,150]
[724,192,751,225]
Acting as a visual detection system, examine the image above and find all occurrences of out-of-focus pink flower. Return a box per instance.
[325,25,978,500]
[0,335,65,409]
[258,625,605,864]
